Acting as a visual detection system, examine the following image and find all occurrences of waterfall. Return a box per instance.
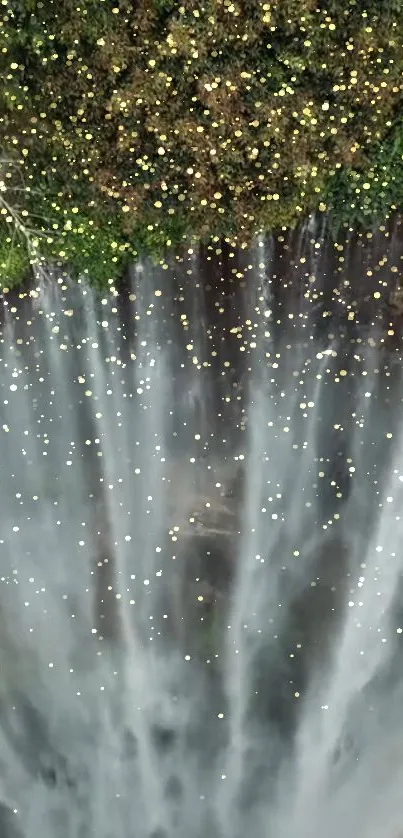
[0,224,403,838]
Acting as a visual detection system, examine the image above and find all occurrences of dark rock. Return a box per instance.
[165,775,183,800]
[150,725,176,753]
[122,729,138,760]
[0,804,23,838]
[148,828,168,838]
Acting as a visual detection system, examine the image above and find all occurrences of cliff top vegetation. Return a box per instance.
[1,0,403,288]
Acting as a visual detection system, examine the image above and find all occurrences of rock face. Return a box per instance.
[0,804,23,838]
[162,455,243,537]
[88,453,243,652]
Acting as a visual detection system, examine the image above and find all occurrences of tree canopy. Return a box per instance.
[1,0,403,287]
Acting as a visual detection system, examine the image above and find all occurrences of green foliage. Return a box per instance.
[151,0,177,12]
[0,0,403,287]
[324,118,403,236]
[49,212,130,287]
[0,224,31,288]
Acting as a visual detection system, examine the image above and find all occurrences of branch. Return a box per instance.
[0,180,54,282]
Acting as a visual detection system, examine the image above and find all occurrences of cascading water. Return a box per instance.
[1,223,403,838]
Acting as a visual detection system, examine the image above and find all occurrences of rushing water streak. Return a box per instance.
[1,226,403,838]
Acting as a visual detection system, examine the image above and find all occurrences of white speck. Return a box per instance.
[144,579,150,586]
